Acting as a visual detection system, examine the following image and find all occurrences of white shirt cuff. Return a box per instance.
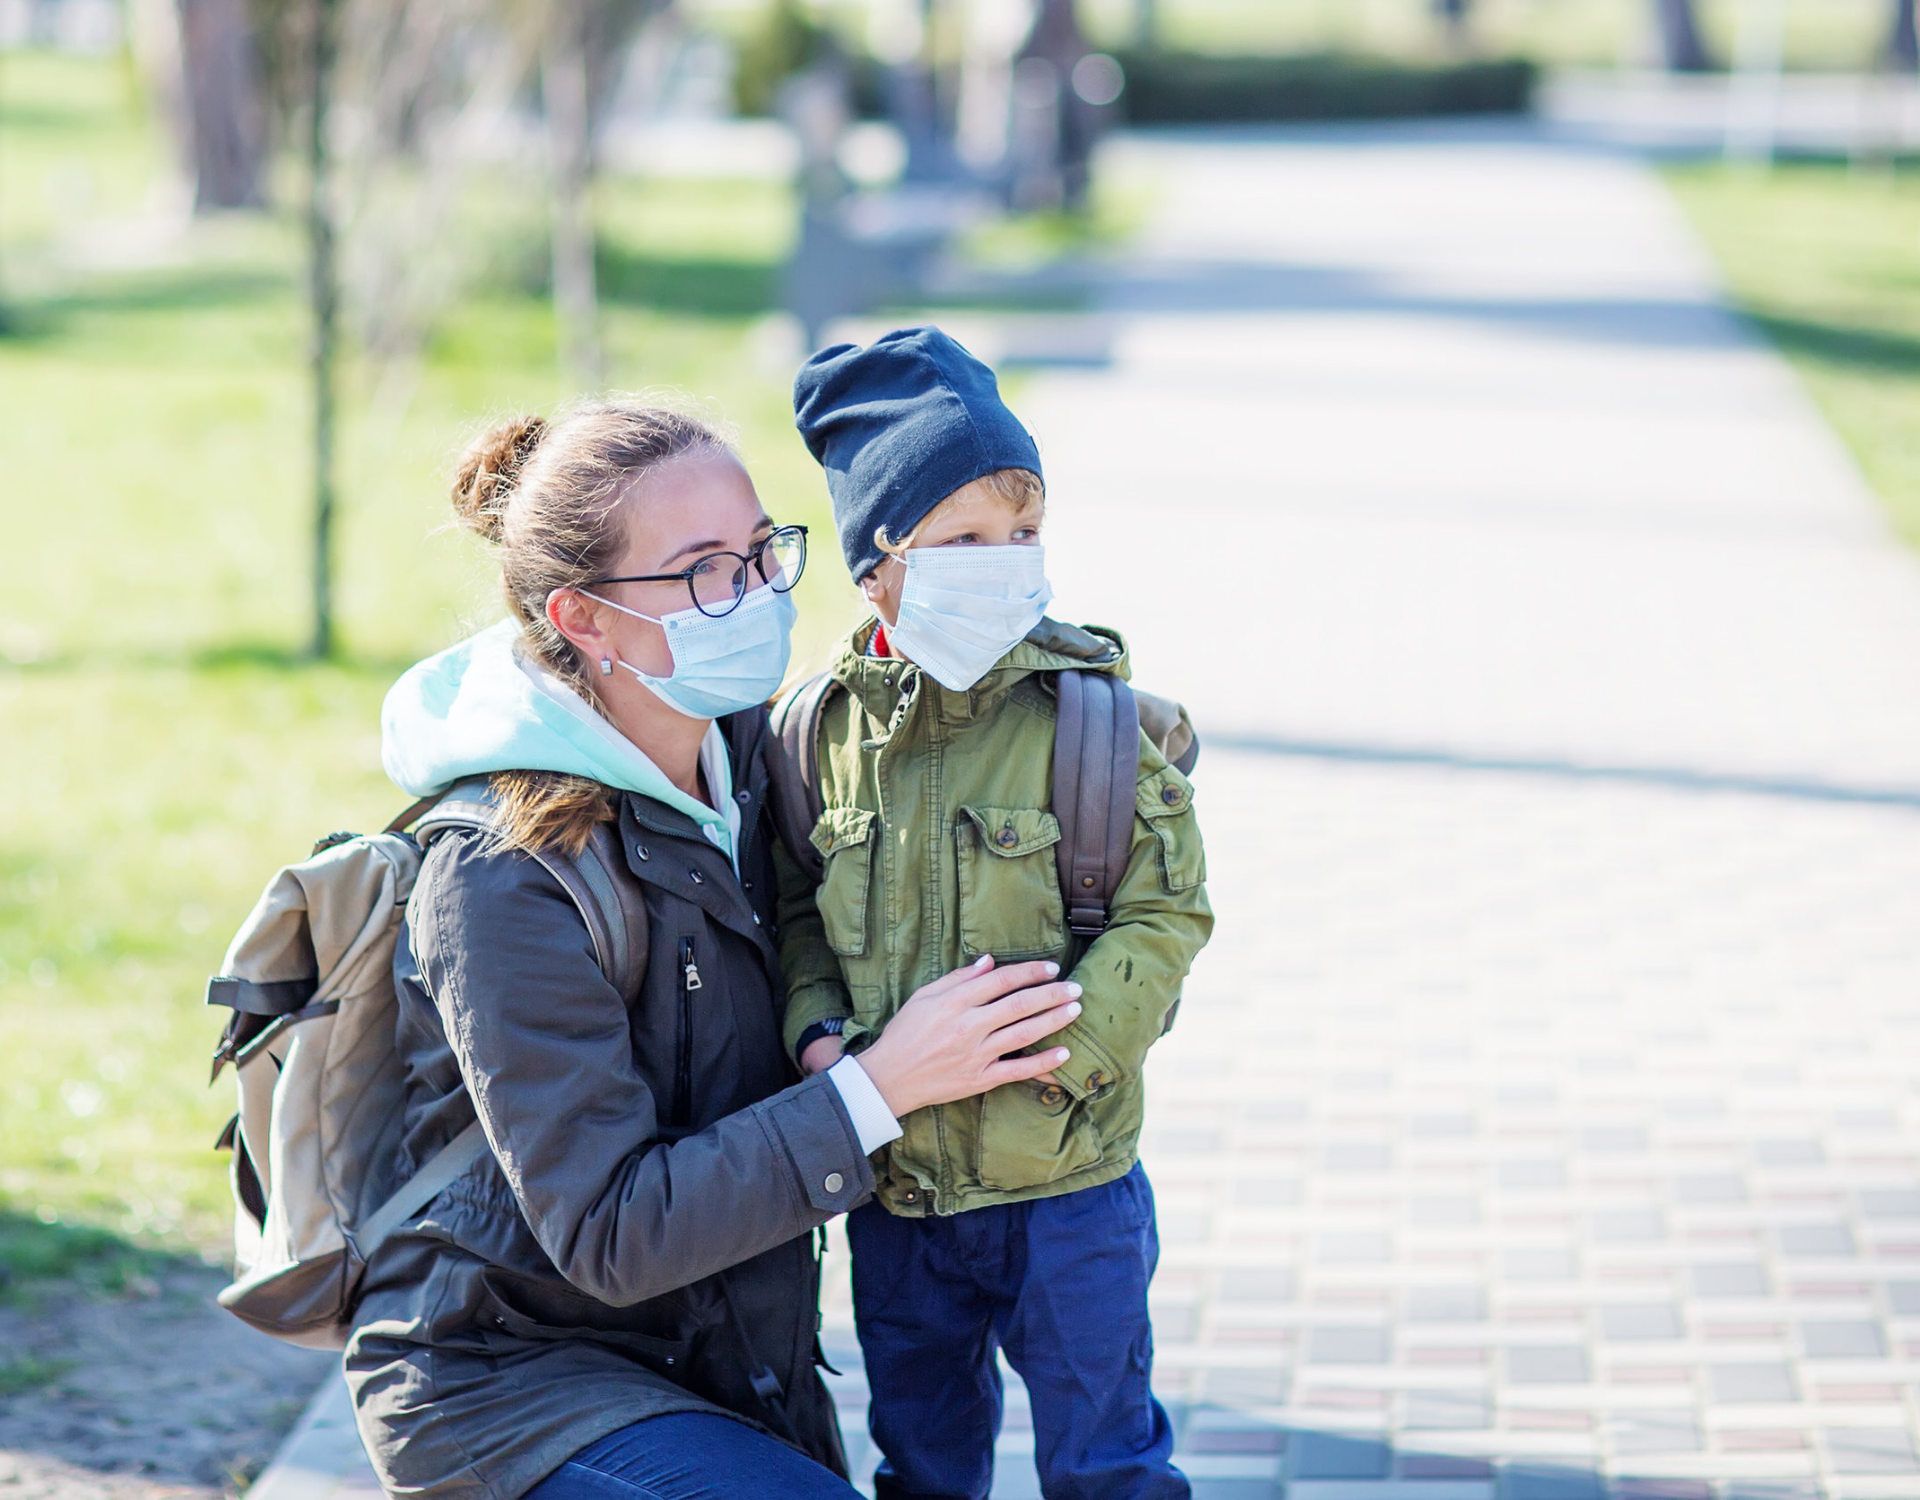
[826,1056,903,1155]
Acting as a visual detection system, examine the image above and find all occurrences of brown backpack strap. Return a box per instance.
[1053,672,1140,939]
[768,672,838,884]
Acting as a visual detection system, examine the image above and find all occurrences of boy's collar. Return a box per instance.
[831,616,1131,724]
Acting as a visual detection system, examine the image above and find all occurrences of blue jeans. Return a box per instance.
[848,1163,1186,1500]
[525,1412,858,1500]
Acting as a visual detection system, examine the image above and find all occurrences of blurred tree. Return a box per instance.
[304,0,340,659]
[178,0,268,208]
[1890,0,1918,71]
[734,0,836,117]
[1014,0,1103,210]
[545,2,599,385]
[1435,0,1471,43]
[532,0,673,386]
[1653,0,1713,71]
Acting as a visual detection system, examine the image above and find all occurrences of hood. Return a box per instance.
[381,619,737,852]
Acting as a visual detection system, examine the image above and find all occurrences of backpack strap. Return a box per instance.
[768,672,838,884]
[414,777,650,1004]
[1052,671,1141,940]
[354,1119,488,1259]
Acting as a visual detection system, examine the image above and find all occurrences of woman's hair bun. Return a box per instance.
[451,415,546,543]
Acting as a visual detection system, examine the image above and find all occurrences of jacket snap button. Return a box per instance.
[902,1189,918,1202]
[753,913,762,925]
[736,790,751,804]
[635,845,650,861]
[1161,786,1181,805]
[494,1316,507,1328]
[1081,875,1095,888]
[823,1172,844,1193]
[690,870,704,884]
[997,826,1018,848]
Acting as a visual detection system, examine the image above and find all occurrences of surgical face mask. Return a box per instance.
[886,544,1053,693]
[584,581,797,720]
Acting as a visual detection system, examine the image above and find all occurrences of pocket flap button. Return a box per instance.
[823,1172,844,1193]
[997,825,1018,848]
[1161,786,1181,805]
[1039,1085,1067,1107]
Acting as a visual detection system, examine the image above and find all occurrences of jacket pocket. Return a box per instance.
[976,1079,1103,1192]
[808,807,878,957]
[1136,768,1204,893]
[476,1271,700,1379]
[955,807,1065,961]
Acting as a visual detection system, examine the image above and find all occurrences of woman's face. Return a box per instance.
[566,447,775,681]
[861,480,1043,626]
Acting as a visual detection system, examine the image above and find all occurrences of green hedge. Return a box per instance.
[1112,50,1537,125]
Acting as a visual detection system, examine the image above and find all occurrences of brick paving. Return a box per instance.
[822,126,1920,1497]
[255,125,1920,1499]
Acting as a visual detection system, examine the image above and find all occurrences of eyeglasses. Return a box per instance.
[586,525,808,620]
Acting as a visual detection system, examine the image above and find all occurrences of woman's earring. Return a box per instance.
[599,656,614,676]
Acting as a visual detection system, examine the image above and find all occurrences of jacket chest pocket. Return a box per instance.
[955,807,1065,962]
[976,1079,1103,1192]
[808,807,878,957]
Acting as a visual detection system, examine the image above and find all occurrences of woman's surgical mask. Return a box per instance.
[887,544,1053,693]
[584,581,797,720]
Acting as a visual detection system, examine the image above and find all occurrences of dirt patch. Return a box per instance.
[0,1259,332,1498]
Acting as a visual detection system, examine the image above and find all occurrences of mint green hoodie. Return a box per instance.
[381,620,740,861]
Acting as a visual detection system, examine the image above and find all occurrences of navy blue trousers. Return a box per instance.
[847,1163,1187,1500]
[524,1412,857,1499]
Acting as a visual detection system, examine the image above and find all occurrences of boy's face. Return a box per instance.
[860,479,1043,629]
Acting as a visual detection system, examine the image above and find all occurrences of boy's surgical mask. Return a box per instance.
[887,544,1053,693]
[584,581,796,720]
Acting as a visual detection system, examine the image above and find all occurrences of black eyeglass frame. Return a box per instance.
[585,524,808,620]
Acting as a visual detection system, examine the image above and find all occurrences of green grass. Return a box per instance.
[1000,0,1890,69]
[0,48,864,1257]
[1667,159,1920,546]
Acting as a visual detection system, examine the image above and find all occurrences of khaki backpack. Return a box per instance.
[204,779,646,1349]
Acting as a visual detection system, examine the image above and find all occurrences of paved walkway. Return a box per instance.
[255,123,1920,1499]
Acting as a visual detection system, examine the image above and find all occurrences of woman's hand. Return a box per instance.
[854,955,1080,1119]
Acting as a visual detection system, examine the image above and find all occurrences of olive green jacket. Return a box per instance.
[776,617,1214,1216]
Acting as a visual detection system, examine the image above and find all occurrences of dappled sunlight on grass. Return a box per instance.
[0,49,862,1263]
[1668,159,1920,546]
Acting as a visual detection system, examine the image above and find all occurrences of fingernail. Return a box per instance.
[1065,1001,1082,1018]
[975,954,993,968]
[1065,982,1082,998]
[1055,1049,1071,1061]
[1044,962,1060,976]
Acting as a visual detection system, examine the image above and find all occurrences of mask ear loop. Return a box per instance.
[546,586,634,682]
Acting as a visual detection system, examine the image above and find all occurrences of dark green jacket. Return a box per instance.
[777,618,1213,1216]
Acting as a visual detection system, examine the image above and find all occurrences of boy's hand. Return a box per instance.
[799,1035,845,1076]
[856,955,1079,1120]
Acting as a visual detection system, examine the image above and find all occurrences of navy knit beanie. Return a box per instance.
[793,326,1044,580]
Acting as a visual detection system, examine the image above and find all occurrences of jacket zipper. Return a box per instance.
[674,937,700,1126]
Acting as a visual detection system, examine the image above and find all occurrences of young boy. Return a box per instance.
[778,325,1214,1499]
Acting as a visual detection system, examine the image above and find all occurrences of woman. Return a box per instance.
[351,402,1082,1500]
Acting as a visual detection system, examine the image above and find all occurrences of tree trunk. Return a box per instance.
[177,0,265,210]
[307,0,339,660]
[1653,0,1714,72]
[1891,0,1919,71]
[545,2,600,388]
[1133,0,1156,46]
